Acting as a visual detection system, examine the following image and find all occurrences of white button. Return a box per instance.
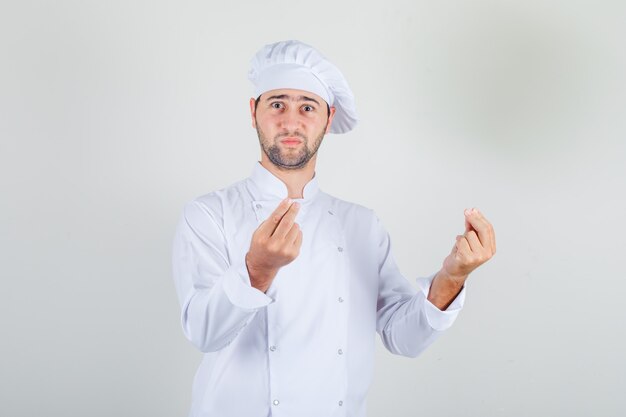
[337,246,343,252]
[270,345,276,351]
[328,210,334,215]
[273,399,279,406]
[255,204,262,209]
[338,400,343,406]
[338,297,344,303]
[338,349,343,355]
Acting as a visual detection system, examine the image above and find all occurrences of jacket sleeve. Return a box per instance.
[374,213,466,358]
[172,200,273,353]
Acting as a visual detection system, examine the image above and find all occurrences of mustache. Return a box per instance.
[275,131,307,140]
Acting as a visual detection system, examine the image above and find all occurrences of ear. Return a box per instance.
[249,97,257,128]
[325,106,337,134]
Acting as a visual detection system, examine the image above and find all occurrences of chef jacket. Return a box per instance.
[171,161,466,417]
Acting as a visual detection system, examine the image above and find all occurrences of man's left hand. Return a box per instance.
[428,208,496,310]
[440,207,496,286]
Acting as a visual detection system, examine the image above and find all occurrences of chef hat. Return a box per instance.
[248,40,358,134]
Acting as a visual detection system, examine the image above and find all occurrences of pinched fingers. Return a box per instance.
[264,222,301,261]
[259,198,294,236]
[453,233,482,276]
[248,209,302,270]
[462,230,493,265]
[473,208,496,254]
[463,230,482,253]
[246,199,304,287]
[464,208,496,255]
[444,209,496,279]
[273,201,300,239]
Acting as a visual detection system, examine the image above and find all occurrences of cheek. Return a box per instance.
[313,116,328,130]
[259,114,280,126]
[255,115,273,129]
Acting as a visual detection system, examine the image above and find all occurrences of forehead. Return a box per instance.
[260,88,327,106]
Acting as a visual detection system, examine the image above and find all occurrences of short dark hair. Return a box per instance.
[254,95,330,117]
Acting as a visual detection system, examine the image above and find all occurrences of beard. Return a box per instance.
[256,121,327,170]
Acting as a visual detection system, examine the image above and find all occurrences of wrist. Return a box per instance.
[435,268,469,287]
[245,253,277,292]
[435,269,467,289]
[427,270,466,310]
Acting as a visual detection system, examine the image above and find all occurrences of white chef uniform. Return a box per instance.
[172,161,466,417]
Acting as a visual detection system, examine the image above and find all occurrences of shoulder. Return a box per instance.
[189,178,247,213]
[181,178,248,228]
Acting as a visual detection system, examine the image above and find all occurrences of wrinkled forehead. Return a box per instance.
[258,89,328,107]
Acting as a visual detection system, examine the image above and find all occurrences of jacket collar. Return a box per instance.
[247,161,320,202]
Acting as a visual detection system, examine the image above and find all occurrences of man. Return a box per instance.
[172,40,496,417]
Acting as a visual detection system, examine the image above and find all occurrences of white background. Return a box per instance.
[1,1,625,416]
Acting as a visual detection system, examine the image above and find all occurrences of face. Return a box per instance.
[250,88,336,170]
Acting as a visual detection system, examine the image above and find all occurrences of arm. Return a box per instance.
[374,213,465,358]
[171,200,272,353]
[376,207,496,358]
[172,197,303,352]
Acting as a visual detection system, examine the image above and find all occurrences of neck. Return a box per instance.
[259,155,317,199]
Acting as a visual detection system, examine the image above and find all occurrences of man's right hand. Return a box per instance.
[246,198,303,293]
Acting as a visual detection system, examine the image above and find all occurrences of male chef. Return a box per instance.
[172,39,496,417]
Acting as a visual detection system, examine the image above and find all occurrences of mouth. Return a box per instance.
[280,137,303,146]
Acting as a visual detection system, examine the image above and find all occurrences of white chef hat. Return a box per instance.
[248,40,358,134]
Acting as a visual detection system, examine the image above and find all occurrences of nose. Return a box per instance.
[278,107,303,132]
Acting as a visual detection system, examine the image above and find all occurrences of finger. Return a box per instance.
[471,208,496,253]
[269,198,294,223]
[272,201,300,239]
[293,229,303,248]
[464,208,493,251]
[455,234,471,260]
[260,198,293,235]
[464,230,483,253]
[285,222,301,245]
[453,235,462,251]
[478,209,495,253]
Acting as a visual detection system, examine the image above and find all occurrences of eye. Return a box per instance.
[302,105,314,112]
[271,102,284,109]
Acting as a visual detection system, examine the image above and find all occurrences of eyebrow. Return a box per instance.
[264,94,321,106]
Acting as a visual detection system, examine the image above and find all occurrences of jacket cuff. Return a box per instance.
[221,262,274,310]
